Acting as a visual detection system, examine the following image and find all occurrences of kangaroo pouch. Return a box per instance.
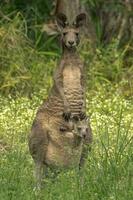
[45,130,83,169]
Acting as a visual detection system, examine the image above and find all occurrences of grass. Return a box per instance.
[0,89,132,200]
[0,12,58,95]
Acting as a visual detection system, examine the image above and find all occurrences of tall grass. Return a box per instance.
[0,90,132,200]
[0,12,59,95]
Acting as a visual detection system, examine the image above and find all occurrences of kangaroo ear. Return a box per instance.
[56,13,68,28]
[75,13,86,28]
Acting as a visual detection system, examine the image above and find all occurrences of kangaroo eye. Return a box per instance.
[76,32,79,36]
[63,32,67,36]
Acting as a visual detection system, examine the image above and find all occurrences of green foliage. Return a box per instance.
[80,40,133,97]
[0,12,59,95]
[0,90,133,200]
[1,0,53,46]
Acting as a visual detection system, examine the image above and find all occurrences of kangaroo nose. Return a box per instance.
[68,41,74,45]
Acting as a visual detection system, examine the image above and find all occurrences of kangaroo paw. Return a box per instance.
[62,112,71,121]
[79,112,86,120]
[60,126,67,132]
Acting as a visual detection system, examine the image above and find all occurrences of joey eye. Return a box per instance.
[78,127,81,132]
[76,32,79,36]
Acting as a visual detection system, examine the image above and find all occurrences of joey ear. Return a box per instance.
[56,13,68,28]
[85,116,90,122]
[72,115,80,122]
[75,13,86,28]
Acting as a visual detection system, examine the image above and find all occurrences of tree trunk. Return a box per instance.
[99,0,133,46]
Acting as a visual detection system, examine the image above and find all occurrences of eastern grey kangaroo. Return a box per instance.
[28,13,92,189]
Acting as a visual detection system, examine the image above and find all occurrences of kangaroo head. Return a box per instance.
[56,13,86,49]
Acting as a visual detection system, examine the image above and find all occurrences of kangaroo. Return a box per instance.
[28,12,92,189]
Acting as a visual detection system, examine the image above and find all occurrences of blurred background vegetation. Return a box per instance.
[0,0,133,97]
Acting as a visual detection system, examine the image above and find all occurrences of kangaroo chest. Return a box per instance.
[63,65,83,114]
[63,65,81,88]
